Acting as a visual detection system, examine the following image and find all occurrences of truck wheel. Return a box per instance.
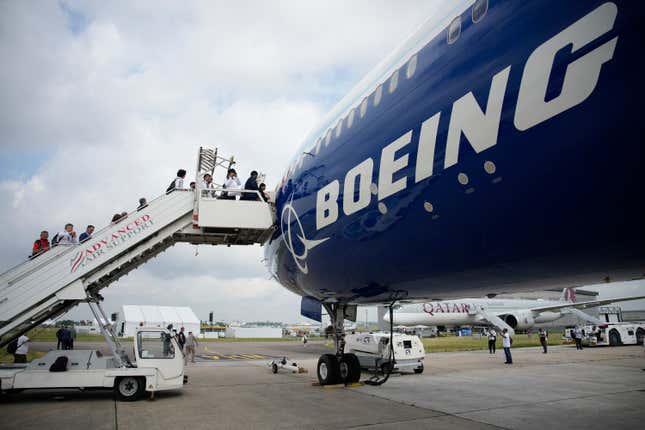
[317,354,340,386]
[414,364,424,374]
[339,353,361,383]
[115,376,145,401]
[609,330,621,346]
[271,363,278,374]
[636,328,644,345]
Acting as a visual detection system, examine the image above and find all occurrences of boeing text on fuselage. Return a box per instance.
[314,3,617,235]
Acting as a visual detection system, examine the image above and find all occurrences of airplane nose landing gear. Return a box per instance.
[316,304,361,385]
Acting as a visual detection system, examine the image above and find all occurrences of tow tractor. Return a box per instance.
[345,332,425,374]
[1,299,185,401]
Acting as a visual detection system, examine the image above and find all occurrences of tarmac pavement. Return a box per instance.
[2,342,644,429]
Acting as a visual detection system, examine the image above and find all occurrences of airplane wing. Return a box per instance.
[478,309,516,336]
[528,295,645,313]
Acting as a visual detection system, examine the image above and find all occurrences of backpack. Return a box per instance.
[166,179,176,193]
[6,339,18,354]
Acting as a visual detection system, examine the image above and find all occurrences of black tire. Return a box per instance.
[272,363,278,374]
[414,364,424,374]
[317,354,340,386]
[339,353,361,384]
[609,330,621,346]
[115,376,145,401]
[636,328,644,346]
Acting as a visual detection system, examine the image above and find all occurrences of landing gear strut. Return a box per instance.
[316,303,361,385]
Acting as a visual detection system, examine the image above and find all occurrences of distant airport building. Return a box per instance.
[113,305,200,337]
[225,326,282,338]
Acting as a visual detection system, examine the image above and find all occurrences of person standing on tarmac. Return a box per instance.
[538,328,548,353]
[502,328,513,364]
[488,328,497,354]
[573,326,583,350]
[185,331,199,364]
[13,335,30,363]
[177,327,186,352]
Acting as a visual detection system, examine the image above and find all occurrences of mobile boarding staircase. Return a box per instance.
[0,148,276,355]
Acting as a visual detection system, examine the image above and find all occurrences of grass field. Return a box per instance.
[422,333,563,353]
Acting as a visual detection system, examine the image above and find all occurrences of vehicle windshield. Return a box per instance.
[137,331,175,359]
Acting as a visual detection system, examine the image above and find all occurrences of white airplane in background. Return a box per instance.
[385,288,645,334]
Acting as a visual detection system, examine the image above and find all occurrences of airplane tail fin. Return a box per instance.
[560,287,577,303]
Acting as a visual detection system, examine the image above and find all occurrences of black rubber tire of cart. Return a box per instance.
[609,330,621,346]
[272,363,279,374]
[636,328,644,345]
[414,364,424,374]
[115,376,146,401]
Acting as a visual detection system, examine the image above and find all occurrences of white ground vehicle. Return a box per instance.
[345,332,425,374]
[579,322,645,347]
[0,324,185,401]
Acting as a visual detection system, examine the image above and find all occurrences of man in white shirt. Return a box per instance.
[222,168,241,199]
[502,328,512,364]
[573,326,583,350]
[199,173,215,197]
[14,335,30,363]
[488,329,497,354]
[56,223,78,246]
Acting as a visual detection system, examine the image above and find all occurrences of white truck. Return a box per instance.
[345,332,425,374]
[579,322,645,347]
[1,326,185,401]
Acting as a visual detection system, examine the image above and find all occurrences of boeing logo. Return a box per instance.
[281,197,329,274]
[314,3,618,231]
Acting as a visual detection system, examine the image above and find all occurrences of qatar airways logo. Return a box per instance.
[315,3,618,231]
[69,214,154,273]
[281,197,329,274]
[423,302,471,316]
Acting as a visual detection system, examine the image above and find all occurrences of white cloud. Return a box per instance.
[0,1,443,321]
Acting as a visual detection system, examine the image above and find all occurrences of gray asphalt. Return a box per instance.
[2,341,644,429]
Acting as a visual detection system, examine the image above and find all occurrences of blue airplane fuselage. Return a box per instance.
[265,0,645,306]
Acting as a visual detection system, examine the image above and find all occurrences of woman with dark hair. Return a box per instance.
[259,183,270,202]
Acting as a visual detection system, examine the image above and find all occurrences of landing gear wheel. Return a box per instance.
[339,353,361,384]
[115,376,145,401]
[414,364,424,374]
[609,330,621,346]
[636,328,644,345]
[317,354,340,385]
[271,363,278,374]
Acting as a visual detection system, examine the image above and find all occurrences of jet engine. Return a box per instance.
[500,311,536,330]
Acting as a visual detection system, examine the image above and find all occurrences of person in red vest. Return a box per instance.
[32,230,50,257]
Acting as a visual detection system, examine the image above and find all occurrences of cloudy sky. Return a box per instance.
[0,1,445,323]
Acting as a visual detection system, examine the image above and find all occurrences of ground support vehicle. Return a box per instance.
[345,332,425,374]
[1,301,185,401]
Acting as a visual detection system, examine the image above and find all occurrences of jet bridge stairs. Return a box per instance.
[0,147,276,347]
